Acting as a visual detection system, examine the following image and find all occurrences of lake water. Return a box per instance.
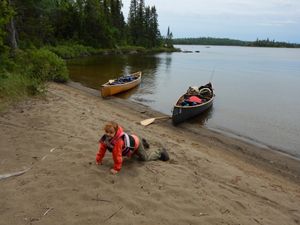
[67,45,300,158]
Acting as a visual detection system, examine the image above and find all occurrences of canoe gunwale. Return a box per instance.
[173,95,214,109]
[101,72,141,88]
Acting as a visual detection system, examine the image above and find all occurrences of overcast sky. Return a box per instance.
[122,0,300,43]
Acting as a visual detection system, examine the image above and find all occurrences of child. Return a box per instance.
[96,121,169,174]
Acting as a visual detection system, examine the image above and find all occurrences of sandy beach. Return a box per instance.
[0,82,299,225]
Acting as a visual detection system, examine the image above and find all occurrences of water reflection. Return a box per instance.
[127,55,162,95]
[115,85,140,99]
[164,53,173,71]
[67,54,163,94]
[67,55,128,90]
[185,106,214,126]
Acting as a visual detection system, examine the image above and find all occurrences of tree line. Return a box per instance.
[173,37,300,48]
[250,38,300,48]
[0,0,169,51]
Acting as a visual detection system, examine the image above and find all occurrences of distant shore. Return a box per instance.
[173,37,300,48]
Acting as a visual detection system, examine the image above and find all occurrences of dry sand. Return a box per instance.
[0,82,299,225]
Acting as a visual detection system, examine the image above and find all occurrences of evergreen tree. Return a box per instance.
[136,0,145,46]
[72,0,85,40]
[128,0,161,47]
[109,0,126,44]
[165,26,173,48]
[12,0,56,47]
[83,0,113,47]
[128,0,138,45]
[144,6,160,47]
[149,6,160,47]
[53,0,78,41]
[144,6,151,47]
[0,0,14,53]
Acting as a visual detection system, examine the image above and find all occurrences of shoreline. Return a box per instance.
[207,124,300,160]
[1,82,299,225]
[208,126,300,161]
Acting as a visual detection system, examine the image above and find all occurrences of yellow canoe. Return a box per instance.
[100,71,142,97]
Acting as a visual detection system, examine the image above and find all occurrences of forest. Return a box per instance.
[1,0,166,50]
[0,0,174,108]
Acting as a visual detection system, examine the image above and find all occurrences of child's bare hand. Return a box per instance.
[96,161,102,165]
[110,169,118,175]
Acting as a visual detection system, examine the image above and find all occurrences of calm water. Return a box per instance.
[67,45,300,158]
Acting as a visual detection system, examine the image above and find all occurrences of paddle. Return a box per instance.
[140,116,171,126]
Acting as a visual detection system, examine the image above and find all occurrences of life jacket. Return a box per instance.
[99,126,139,156]
[120,133,137,156]
[187,96,202,104]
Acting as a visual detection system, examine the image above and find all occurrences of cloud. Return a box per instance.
[122,0,300,42]
[138,0,300,16]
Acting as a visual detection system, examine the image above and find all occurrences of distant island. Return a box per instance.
[173,37,300,48]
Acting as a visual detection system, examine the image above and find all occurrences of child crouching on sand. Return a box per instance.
[96,121,169,174]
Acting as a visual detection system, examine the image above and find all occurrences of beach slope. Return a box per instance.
[0,82,299,225]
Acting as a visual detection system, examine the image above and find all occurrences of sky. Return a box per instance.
[121,0,300,43]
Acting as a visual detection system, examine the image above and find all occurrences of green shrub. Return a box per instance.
[45,44,102,59]
[0,48,69,109]
[31,48,68,82]
[18,48,69,83]
[46,45,77,58]
[119,46,146,53]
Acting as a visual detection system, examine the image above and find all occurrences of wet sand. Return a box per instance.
[0,82,299,225]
